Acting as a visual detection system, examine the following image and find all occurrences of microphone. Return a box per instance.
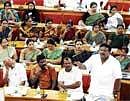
[41,94,47,99]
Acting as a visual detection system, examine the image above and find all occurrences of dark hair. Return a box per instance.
[21,16,32,26]
[1,19,8,23]
[92,23,100,30]
[109,5,117,13]
[36,54,46,63]
[4,1,11,8]
[100,43,111,52]
[26,38,34,45]
[63,57,72,63]
[27,1,35,6]
[75,39,83,44]
[24,16,32,22]
[47,38,56,46]
[90,2,97,8]
[67,19,73,27]
[26,1,36,9]
[117,24,124,28]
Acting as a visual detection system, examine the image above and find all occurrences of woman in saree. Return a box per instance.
[78,2,105,26]
[19,17,37,41]
[84,23,106,46]
[19,38,41,66]
[41,38,63,65]
[0,38,17,66]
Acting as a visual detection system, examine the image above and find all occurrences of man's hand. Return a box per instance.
[34,68,42,78]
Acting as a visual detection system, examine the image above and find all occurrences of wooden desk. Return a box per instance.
[8,41,46,49]
[0,4,84,24]
[120,79,130,101]
[1,4,130,26]
[5,89,68,101]
[9,41,25,49]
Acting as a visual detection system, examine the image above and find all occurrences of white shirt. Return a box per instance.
[44,0,58,7]
[84,54,122,97]
[60,0,79,9]
[8,63,28,87]
[0,47,16,67]
[58,66,83,96]
[106,12,123,30]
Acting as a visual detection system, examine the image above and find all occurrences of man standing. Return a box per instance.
[58,57,84,100]
[79,44,122,101]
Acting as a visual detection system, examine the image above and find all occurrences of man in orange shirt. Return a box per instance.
[29,54,57,89]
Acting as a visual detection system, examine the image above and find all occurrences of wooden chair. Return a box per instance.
[82,75,91,93]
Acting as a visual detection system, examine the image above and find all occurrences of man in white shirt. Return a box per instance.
[78,43,122,101]
[58,57,84,100]
[3,57,28,87]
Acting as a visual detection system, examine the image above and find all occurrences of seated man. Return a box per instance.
[0,38,17,67]
[58,57,84,100]
[3,57,28,87]
[29,54,57,89]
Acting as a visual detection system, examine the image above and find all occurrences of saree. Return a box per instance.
[85,31,106,45]
[85,13,104,26]
[24,49,41,62]
[42,48,63,60]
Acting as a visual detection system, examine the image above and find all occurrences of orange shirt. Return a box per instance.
[30,64,57,89]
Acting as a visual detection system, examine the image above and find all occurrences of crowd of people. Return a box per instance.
[0,1,129,101]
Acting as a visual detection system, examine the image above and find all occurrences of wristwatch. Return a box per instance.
[113,90,120,98]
